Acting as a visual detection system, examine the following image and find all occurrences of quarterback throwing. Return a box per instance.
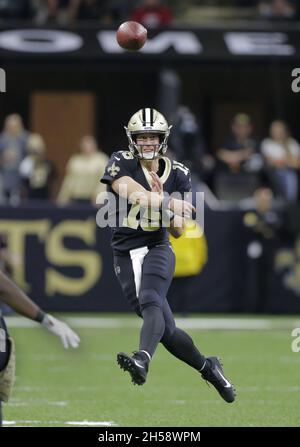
[100,108,236,403]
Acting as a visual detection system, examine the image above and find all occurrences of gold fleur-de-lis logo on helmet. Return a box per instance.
[108,162,120,177]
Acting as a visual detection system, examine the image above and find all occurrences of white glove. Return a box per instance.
[42,314,80,349]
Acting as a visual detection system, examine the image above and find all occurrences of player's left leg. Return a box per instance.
[160,301,206,370]
[160,302,236,403]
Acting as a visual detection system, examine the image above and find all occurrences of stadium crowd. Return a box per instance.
[0,0,298,26]
[0,110,299,206]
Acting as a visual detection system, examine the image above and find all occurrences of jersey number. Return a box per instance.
[123,204,160,231]
[173,161,189,176]
[122,151,134,160]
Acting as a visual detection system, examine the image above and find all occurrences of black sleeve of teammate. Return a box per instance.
[100,152,132,185]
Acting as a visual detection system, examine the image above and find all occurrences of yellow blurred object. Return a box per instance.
[243,212,258,227]
[170,220,208,277]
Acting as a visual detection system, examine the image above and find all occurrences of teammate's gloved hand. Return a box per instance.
[41,314,80,349]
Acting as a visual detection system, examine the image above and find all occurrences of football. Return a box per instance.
[116,21,147,51]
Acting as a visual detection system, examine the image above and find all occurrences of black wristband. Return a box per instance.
[34,309,46,323]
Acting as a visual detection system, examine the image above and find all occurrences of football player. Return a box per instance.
[0,270,80,426]
[100,108,236,403]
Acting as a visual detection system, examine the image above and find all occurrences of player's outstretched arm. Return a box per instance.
[112,174,195,219]
[149,171,187,239]
[112,175,163,208]
[0,271,80,349]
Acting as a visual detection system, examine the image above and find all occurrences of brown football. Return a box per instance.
[116,21,147,51]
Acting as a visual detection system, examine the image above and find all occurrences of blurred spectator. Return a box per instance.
[42,0,78,24]
[42,0,126,24]
[215,113,263,201]
[258,0,297,20]
[243,187,282,312]
[169,106,214,185]
[261,120,300,202]
[0,114,29,204]
[217,113,260,174]
[57,135,108,205]
[74,0,111,21]
[131,0,172,28]
[109,0,140,23]
[19,133,56,200]
[0,0,35,20]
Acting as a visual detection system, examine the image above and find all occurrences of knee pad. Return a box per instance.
[139,289,162,312]
[0,337,16,402]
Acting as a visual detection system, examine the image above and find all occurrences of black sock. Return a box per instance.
[161,327,206,371]
[139,304,165,358]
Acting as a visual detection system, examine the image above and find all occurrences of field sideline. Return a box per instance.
[3,314,300,427]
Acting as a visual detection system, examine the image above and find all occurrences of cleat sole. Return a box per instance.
[117,353,146,386]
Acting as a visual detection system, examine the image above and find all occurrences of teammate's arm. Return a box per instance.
[0,271,80,349]
[0,271,41,319]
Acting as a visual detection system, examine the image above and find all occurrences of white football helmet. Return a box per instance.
[125,108,172,159]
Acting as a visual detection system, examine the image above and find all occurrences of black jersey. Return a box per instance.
[100,150,191,253]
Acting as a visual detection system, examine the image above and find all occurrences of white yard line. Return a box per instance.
[3,420,52,425]
[3,420,118,427]
[4,316,300,330]
[66,421,117,426]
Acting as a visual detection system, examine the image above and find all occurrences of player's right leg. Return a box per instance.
[0,316,16,426]
[160,301,236,403]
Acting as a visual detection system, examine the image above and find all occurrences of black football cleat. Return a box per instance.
[201,357,236,403]
[117,351,149,386]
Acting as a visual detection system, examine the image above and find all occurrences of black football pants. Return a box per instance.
[114,243,206,369]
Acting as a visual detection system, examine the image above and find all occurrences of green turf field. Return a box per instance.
[3,315,300,427]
